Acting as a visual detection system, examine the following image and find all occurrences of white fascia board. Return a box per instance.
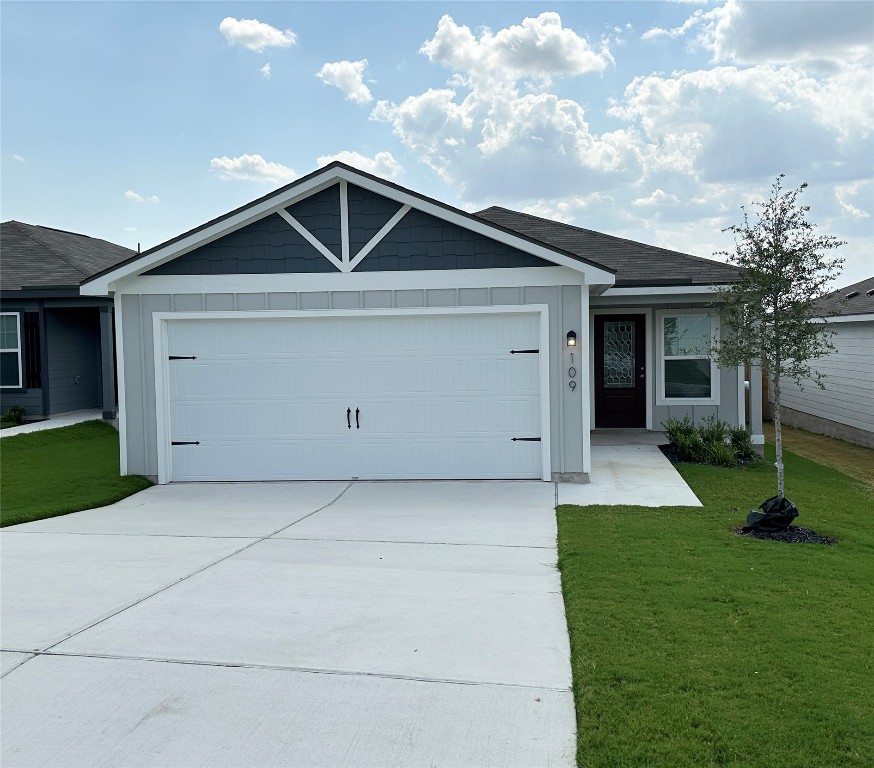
[83,165,615,296]
[114,266,585,295]
[81,174,342,296]
[601,285,722,297]
[811,313,874,324]
[333,167,616,285]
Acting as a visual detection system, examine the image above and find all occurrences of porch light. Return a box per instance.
[566,330,577,347]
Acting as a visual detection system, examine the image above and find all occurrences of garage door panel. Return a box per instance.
[165,313,544,481]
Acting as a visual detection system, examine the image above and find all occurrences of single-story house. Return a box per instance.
[1,221,134,421]
[80,162,760,484]
[772,276,874,448]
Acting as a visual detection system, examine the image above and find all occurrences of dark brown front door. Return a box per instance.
[594,315,646,428]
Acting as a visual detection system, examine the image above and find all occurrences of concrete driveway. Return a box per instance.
[1,481,575,767]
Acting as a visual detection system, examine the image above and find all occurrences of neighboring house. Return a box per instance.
[80,162,753,484]
[772,276,874,448]
[0,221,134,420]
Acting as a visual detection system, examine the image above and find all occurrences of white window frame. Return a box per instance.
[655,309,720,406]
[0,312,23,389]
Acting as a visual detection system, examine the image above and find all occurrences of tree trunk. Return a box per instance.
[773,371,785,499]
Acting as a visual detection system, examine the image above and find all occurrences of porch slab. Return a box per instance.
[560,445,701,507]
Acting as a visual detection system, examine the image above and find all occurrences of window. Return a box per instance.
[0,313,23,389]
[657,312,719,404]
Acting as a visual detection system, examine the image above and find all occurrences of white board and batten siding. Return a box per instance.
[156,311,548,482]
[778,320,874,435]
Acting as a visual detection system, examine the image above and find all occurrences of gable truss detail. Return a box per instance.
[278,183,411,274]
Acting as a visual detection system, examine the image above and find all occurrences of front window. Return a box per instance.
[657,312,719,404]
[0,313,22,388]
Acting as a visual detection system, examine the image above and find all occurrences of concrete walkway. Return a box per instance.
[559,444,702,507]
[0,409,107,437]
[1,482,575,767]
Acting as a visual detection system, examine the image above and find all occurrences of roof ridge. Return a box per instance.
[8,221,89,279]
[477,206,735,271]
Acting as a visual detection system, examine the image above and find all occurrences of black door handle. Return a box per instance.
[355,408,360,429]
[347,407,351,429]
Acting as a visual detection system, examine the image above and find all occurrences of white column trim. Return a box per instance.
[339,180,350,265]
[349,204,412,271]
[276,208,345,272]
[114,293,128,474]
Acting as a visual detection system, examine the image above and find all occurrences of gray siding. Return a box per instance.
[286,184,342,259]
[776,320,874,435]
[0,387,43,419]
[45,308,101,413]
[146,214,337,275]
[348,184,403,257]
[120,286,585,479]
[357,208,552,272]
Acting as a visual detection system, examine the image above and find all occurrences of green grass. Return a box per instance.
[558,445,873,767]
[0,420,151,526]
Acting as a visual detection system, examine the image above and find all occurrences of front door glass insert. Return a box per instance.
[603,321,635,389]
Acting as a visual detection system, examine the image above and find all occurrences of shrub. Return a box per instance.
[1,405,26,426]
[675,432,706,463]
[663,416,696,446]
[662,415,759,468]
[706,440,738,467]
[729,426,758,461]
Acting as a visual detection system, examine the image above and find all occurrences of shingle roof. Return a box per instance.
[475,206,740,287]
[815,276,874,317]
[1,221,134,291]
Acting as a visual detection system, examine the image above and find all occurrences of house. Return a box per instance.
[1,221,134,421]
[80,162,757,484]
[772,276,874,448]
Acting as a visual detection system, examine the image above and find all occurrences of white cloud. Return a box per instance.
[835,180,872,219]
[316,150,403,178]
[219,17,296,53]
[123,227,138,233]
[12,154,26,162]
[632,189,682,207]
[317,60,373,105]
[125,190,159,204]
[420,12,610,90]
[210,154,297,185]
[260,63,271,79]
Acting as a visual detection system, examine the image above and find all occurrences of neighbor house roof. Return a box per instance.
[816,276,874,317]
[475,207,741,288]
[1,221,134,291]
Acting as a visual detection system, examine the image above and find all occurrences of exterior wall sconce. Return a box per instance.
[566,330,577,347]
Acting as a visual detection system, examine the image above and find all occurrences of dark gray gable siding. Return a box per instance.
[285,184,342,259]
[347,184,403,257]
[145,213,338,275]
[356,208,552,272]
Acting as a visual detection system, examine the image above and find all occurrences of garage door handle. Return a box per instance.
[355,408,360,429]
[347,407,351,429]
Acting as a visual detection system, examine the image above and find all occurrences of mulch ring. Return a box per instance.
[735,526,837,545]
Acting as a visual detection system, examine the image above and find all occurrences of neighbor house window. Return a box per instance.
[0,313,23,389]
[656,312,719,404]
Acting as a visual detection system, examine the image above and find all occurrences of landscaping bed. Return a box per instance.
[0,421,151,526]
[557,440,873,767]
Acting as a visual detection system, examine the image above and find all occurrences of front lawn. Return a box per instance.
[0,421,151,527]
[558,444,873,767]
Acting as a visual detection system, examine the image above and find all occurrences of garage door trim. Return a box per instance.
[153,306,551,484]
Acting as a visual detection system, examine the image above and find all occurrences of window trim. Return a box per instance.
[0,311,24,390]
[655,309,720,406]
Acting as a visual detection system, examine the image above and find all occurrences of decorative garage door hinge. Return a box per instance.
[509,349,539,354]
[171,441,200,446]
[511,437,541,442]
[169,355,197,360]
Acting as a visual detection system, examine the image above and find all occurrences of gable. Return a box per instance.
[144,182,549,277]
[80,162,617,295]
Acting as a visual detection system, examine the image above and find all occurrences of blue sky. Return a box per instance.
[2,1,872,285]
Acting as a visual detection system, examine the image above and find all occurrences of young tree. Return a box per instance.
[714,175,844,500]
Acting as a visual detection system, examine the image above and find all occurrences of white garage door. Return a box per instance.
[163,312,545,481]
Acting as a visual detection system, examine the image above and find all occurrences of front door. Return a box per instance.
[594,315,646,428]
